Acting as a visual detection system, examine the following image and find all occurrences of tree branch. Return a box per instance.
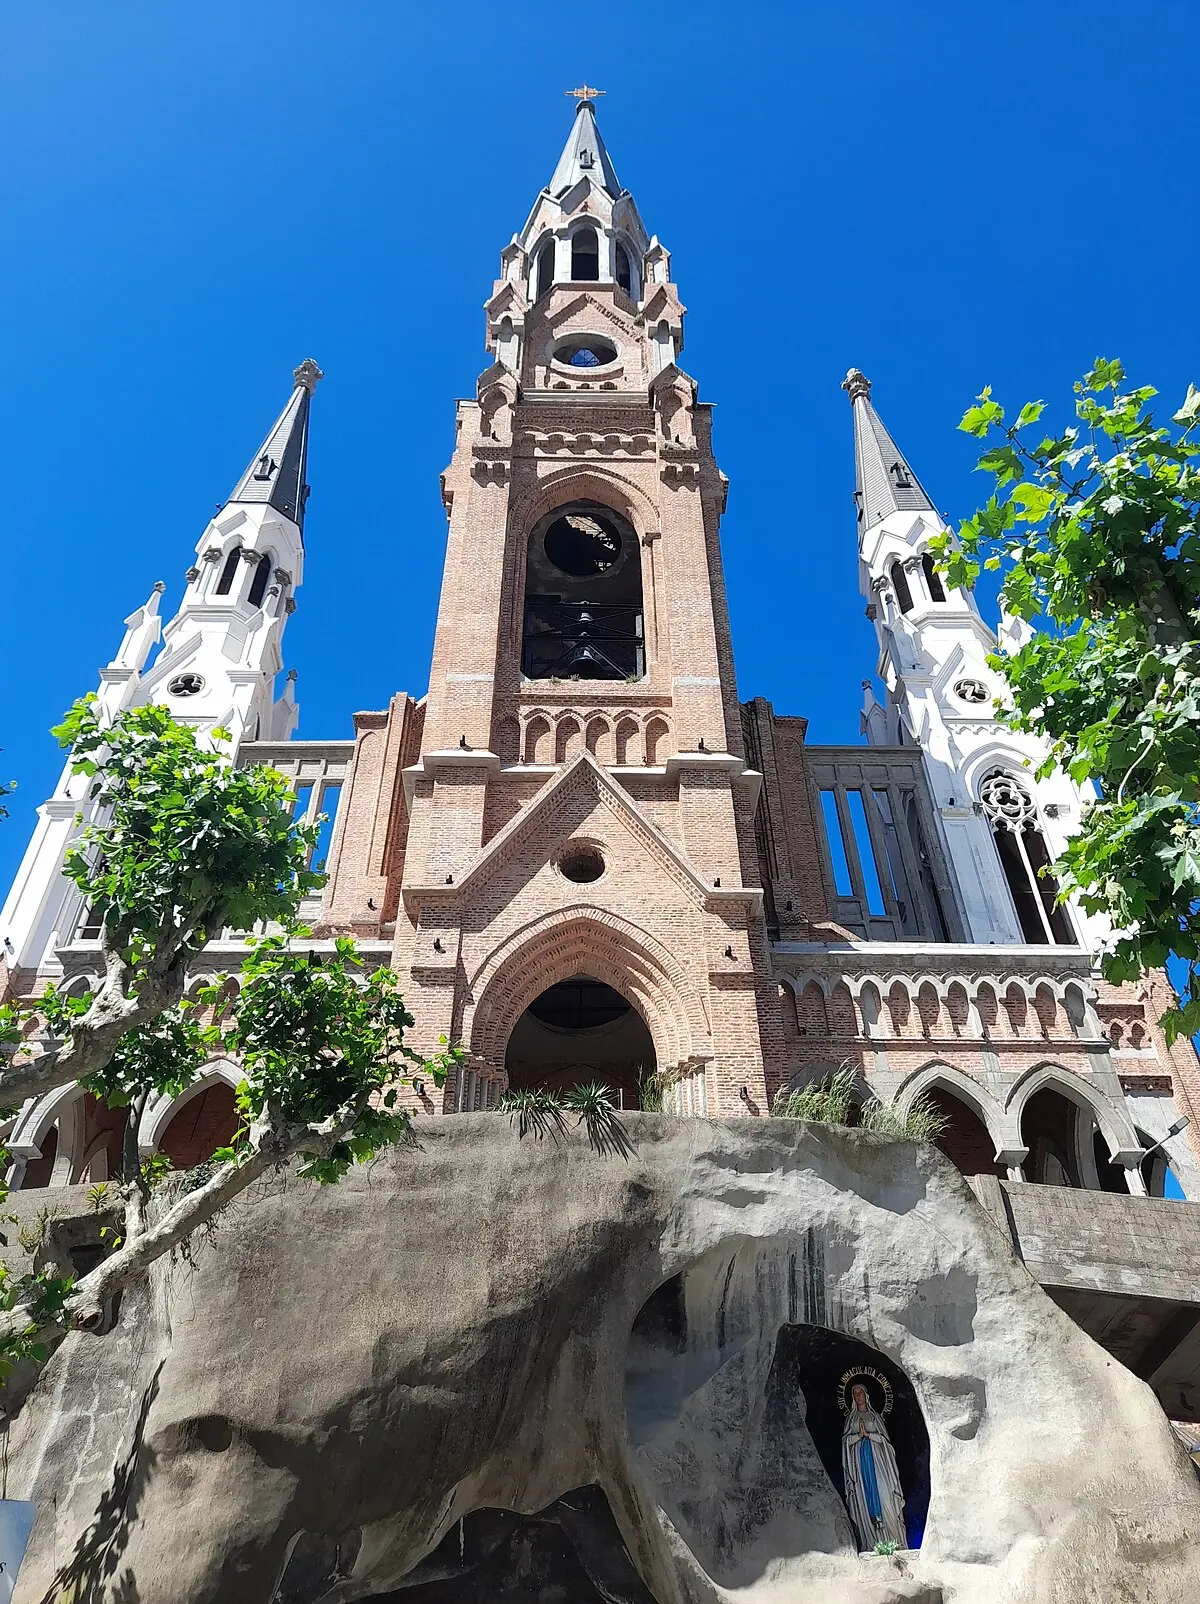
[0,957,186,1110]
[6,1102,358,1336]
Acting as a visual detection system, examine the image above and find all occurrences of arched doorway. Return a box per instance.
[505,974,656,1108]
[924,1086,1005,1178]
[159,1082,239,1169]
[1021,1086,1083,1186]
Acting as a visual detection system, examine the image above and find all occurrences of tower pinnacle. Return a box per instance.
[548,95,622,199]
[226,362,320,529]
[844,367,933,526]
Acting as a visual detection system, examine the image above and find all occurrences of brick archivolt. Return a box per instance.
[466,907,711,1075]
[507,463,659,544]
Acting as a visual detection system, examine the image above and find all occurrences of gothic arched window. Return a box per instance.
[978,769,1075,945]
[921,552,946,602]
[247,553,272,609]
[571,227,599,281]
[534,236,555,301]
[215,548,241,596]
[890,560,914,615]
[522,501,644,682]
[615,241,632,296]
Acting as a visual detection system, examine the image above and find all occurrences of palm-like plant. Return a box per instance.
[562,1082,634,1158]
[496,1088,566,1141]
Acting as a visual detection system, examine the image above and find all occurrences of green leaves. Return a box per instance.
[960,388,1005,439]
[53,698,323,975]
[976,445,1024,486]
[218,932,455,1184]
[936,360,1200,1037]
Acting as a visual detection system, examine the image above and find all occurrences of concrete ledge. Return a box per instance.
[1000,1181,1200,1304]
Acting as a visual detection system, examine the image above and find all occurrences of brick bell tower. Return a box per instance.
[331,92,781,1113]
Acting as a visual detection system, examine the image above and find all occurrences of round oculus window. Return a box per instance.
[543,508,623,576]
[167,672,205,697]
[553,335,618,369]
[557,846,606,884]
[953,677,989,705]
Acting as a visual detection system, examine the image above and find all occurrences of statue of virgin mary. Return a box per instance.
[841,1381,907,1550]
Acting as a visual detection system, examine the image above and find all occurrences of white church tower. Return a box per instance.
[844,367,1101,951]
[0,360,320,987]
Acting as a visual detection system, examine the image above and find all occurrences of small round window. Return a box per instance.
[557,846,606,883]
[167,672,205,697]
[553,336,617,369]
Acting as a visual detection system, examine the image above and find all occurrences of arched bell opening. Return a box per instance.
[534,234,555,300]
[504,974,655,1108]
[521,500,644,682]
[570,226,600,281]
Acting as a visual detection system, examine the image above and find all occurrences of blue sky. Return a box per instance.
[1,0,1197,891]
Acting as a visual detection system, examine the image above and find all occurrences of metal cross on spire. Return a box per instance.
[566,84,605,103]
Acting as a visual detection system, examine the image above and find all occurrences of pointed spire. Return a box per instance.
[227,359,323,530]
[843,369,935,527]
[549,95,622,199]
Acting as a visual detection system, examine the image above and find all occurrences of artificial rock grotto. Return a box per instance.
[7,1120,1200,1603]
[3,95,1200,1602]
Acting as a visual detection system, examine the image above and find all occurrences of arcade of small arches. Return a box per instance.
[531,223,641,302]
[779,970,1105,1044]
[496,708,673,766]
[778,970,1172,1195]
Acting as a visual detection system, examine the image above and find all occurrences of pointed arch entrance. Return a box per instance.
[467,909,711,1092]
[505,975,656,1107]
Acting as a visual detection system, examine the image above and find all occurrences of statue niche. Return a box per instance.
[770,1323,930,1552]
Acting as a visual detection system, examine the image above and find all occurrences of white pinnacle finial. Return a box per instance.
[293,358,323,394]
[566,84,605,105]
[843,368,872,402]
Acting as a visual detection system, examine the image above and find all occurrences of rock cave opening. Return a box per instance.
[275,1487,659,1604]
[504,974,655,1106]
[625,1263,931,1590]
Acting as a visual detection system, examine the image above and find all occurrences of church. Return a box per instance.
[2,94,1200,1431]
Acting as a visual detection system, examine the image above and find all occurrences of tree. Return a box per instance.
[933,359,1200,1039]
[0,698,457,1369]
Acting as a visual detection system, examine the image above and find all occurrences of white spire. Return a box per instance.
[844,370,1101,950]
[0,369,318,980]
